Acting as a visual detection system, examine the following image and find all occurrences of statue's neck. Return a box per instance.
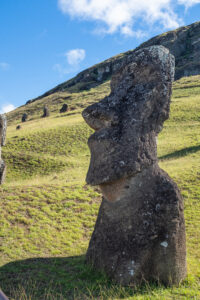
[100,163,159,203]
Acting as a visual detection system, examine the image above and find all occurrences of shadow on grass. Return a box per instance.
[159,144,200,160]
[0,256,169,300]
[0,256,110,300]
[0,256,194,300]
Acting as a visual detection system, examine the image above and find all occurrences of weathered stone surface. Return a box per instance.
[82,46,187,285]
[0,114,7,184]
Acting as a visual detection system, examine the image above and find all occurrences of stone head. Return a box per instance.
[82,46,175,185]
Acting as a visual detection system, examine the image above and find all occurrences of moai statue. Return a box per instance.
[60,103,68,113]
[22,113,28,122]
[0,114,7,184]
[42,105,50,118]
[82,46,187,286]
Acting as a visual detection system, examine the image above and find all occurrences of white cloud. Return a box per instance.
[58,0,183,36]
[0,104,15,114]
[0,62,10,71]
[121,27,147,38]
[53,49,86,76]
[178,0,200,8]
[65,49,86,65]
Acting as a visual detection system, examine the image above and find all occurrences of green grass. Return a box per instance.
[0,75,200,299]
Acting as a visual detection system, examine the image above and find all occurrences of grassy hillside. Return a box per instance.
[7,81,111,125]
[0,76,200,299]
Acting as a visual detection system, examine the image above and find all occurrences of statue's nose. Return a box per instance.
[82,103,119,131]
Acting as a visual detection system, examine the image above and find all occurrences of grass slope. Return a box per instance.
[0,76,200,299]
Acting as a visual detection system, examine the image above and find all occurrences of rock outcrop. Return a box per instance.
[82,46,187,285]
[0,114,7,184]
[27,21,200,104]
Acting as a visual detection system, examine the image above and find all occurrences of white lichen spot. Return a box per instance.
[129,269,134,276]
[103,176,109,182]
[160,241,168,248]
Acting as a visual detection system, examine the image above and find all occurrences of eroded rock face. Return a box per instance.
[82,46,187,285]
[0,114,7,184]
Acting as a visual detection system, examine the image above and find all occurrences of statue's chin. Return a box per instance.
[99,177,128,202]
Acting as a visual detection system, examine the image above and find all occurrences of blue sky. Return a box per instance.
[0,0,200,113]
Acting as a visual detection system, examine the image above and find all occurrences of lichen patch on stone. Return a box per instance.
[160,241,168,248]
